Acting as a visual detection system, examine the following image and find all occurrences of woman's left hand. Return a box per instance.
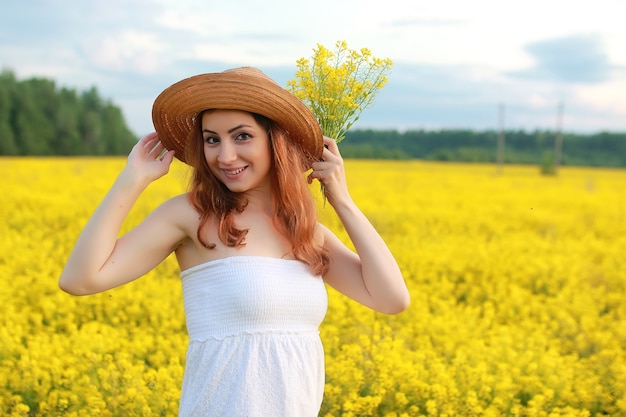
[308,136,351,207]
[312,137,410,315]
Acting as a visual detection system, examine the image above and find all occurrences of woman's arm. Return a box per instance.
[59,133,180,295]
[309,137,410,314]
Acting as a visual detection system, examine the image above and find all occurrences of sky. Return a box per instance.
[2,0,626,136]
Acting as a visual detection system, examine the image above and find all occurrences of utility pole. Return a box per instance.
[496,103,506,174]
[554,102,564,173]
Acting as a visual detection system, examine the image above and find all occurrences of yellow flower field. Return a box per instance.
[1,157,625,416]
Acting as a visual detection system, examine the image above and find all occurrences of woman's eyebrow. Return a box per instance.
[202,124,253,135]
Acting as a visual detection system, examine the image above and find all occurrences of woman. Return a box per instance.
[59,67,410,416]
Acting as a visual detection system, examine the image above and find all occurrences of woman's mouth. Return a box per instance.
[222,166,247,179]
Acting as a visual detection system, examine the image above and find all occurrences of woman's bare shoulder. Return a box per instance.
[315,222,333,246]
[154,193,200,227]
[161,193,193,208]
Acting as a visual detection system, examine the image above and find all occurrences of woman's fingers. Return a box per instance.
[149,140,165,157]
[135,133,172,160]
[322,136,338,150]
[139,132,158,147]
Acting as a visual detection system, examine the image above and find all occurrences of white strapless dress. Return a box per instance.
[178,256,328,417]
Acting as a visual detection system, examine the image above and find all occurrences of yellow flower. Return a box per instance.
[2,158,626,416]
[287,40,393,143]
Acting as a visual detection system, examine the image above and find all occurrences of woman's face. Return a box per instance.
[201,109,272,194]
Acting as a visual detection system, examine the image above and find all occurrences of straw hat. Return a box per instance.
[152,67,323,164]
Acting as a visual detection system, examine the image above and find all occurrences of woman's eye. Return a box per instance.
[235,132,252,141]
[204,136,220,144]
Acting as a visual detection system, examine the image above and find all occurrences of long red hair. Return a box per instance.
[185,111,330,276]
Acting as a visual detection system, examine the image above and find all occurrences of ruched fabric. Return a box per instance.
[178,256,328,417]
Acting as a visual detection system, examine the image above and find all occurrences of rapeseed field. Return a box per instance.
[1,157,625,416]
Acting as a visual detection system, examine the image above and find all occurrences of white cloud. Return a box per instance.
[574,80,626,114]
[1,0,625,134]
[155,9,230,37]
[527,94,552,110]
[82,31,164,74]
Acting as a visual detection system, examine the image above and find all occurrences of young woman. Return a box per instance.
[59,67,410,416]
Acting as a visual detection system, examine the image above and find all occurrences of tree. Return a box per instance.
[0,70,137,156]
[0,70,18,155]
[53,88,82,155]
[101,104,135,154]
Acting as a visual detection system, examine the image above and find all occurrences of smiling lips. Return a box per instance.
[222,166,248,179]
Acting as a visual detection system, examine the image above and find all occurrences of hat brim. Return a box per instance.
[152,68,323,165]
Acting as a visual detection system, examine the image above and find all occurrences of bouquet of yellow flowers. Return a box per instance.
[287,40,393,144]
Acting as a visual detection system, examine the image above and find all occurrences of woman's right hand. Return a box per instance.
[125,132,176,184]
[59,132,179,296]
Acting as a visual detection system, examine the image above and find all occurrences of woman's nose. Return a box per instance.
[217,142,237,163]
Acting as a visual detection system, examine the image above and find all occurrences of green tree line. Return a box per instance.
[0,69,136,156]
[342,129,626,168]
[2,70,625,168]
